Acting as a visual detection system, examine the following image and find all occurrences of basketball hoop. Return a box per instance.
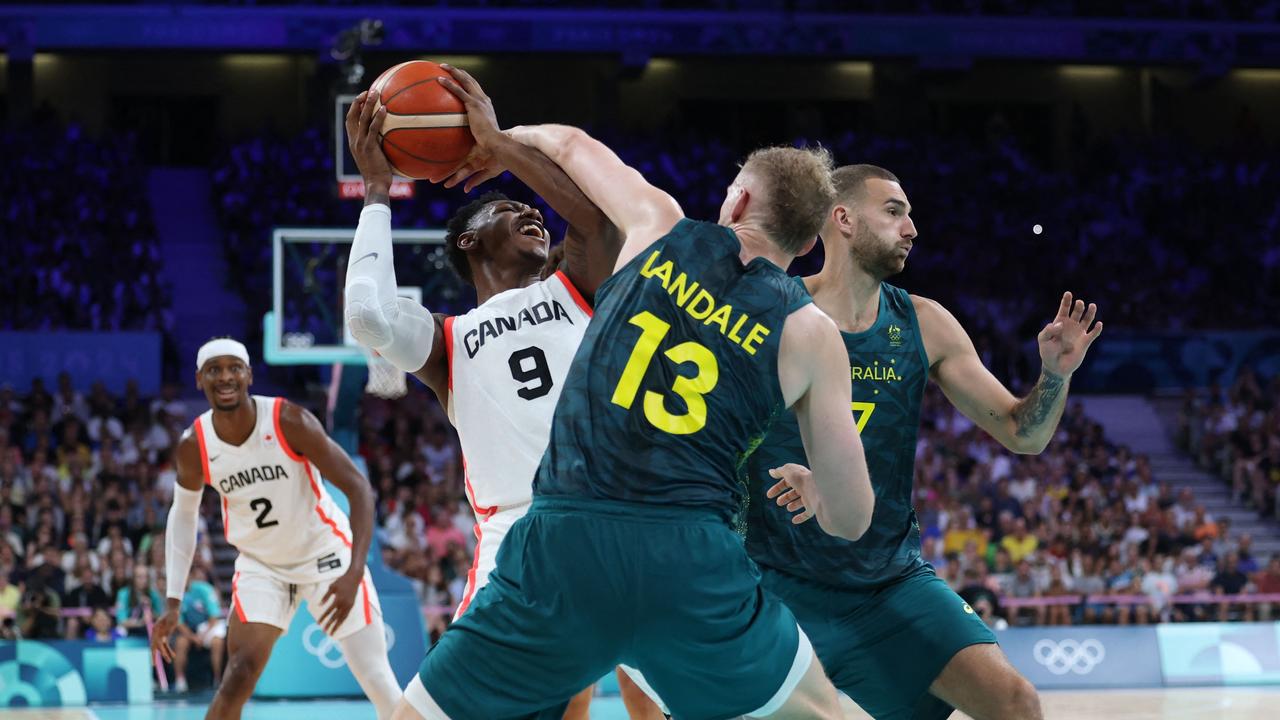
[361,346,408,399]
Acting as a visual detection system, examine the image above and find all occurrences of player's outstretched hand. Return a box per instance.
[318,569,362,636]
[1038,291,1103,377]
[345,90,394,190]
[438,64,507,192]
[767,464,820,526]
[149,608,180,664]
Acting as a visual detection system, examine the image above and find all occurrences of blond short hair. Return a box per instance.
[741,145,836,254]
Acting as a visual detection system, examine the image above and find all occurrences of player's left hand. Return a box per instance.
[767,464,819,526]
[438,64,507,192]
[1038,291,1103,377]
[317,569,362,635]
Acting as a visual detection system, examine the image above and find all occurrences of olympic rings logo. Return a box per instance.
[1032,638,1105,675]
[302,623,397,670]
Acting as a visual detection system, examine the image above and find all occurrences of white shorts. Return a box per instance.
[196,618,228,644]
[230,554,382,640]
[618,664,671,715]
[453,503,529,619]
[619,628,813,718]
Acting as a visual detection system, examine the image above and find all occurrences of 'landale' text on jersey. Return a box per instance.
[464,300,575,358]
[218,464,289,494]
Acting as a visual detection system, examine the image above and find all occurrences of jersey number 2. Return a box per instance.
[250,498,279,529]
[612,311,719,435]
[509,346,553,400]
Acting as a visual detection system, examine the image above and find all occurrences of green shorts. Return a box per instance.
[419,497,809,720]
[761,564,996,720]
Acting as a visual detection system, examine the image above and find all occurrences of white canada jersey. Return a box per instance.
[192,396,353,583]
[444,271,592,512]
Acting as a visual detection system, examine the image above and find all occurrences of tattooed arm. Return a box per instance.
[915,293,1102,454]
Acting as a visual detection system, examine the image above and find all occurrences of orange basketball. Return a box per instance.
[370,61,475,182]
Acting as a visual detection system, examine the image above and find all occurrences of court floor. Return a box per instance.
[3,687,1279,719]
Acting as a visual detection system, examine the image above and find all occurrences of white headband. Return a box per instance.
[196,338,251,371]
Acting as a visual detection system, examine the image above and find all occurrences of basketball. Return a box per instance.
[370,60,475,182]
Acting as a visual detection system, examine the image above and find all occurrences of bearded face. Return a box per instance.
[848,214,912,280]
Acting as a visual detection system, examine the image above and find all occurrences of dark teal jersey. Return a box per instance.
[534,219,813,521]
[744,282,929,590]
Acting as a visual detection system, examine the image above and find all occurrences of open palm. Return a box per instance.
[1038,291,1103,376]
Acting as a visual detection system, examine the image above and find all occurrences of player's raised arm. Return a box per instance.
[772,306,875,541]
[505,124,683,272]
[152,431,206,663]
[275,401,375,636]
[342,91,448,399]
[918,291,1103,455]
[437,65,622,300]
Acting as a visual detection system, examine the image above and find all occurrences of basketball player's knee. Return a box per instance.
[222,650,268,693]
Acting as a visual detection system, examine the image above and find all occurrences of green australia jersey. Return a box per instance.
[744,282,929,590]
[534,219,813,521]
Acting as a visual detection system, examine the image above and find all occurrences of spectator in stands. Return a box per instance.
[63,562,111,640]
[1235,533,1259,574]
[1073,554,1110,624]
[419,425,458,482]
[18,577,62,639]
[956,567,1004,630]
[943,510,988,557]
[1001,517,1039,563]
[1043,563,1075,626]
[1212,552,1253,622]
[51,372,89,424]
[1253,556,1280,621]
[1008,559,1042,626]
[0,506,21,558]
[0,118,169,334]
[86,607,125,643]
[1143,557,1179,623]
[1192,506,1219,541]
[170,565,226,692]
[115,564,162,638]
[0,571,19,617]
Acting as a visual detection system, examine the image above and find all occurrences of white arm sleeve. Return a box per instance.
[344,203,437,373]
[164,484,203,601]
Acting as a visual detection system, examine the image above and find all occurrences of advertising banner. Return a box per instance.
[996,626,1164,689]
[0,638,153,707]
[1158,623,1280,686]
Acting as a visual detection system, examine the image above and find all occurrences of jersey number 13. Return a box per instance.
[611,311,720,436]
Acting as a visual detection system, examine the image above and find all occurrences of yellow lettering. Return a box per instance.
[742,323,771,355]
[687,289,716,320]
[851,367,863,380]
[705,304,733,334]
[886,367,900,381]
[635,253,769,358]
[649,260,674,289]
[639,249,662,276]
[668,272,700,307]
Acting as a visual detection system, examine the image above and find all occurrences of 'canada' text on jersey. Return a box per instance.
[462,299,575,359]
[217,464,289,494]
